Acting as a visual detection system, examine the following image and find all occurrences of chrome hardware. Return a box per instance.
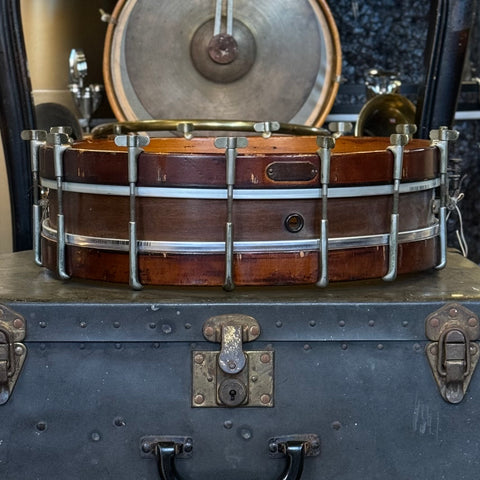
[214,137,248,291]
[254,121,280,138]
[429,127,459,270]
[115,134,150,290]
[316,135,335,287]
[395,123,417,141]
[68,49,103,133]
[383,133,409,281]
[193,314,273,408]
[0,305,27,405]
[425,303,479,404]
[176,122,194,140]
[91,119,329,139]
[46,129,72,280]
[328,121,353,138]
[21,129,47,266]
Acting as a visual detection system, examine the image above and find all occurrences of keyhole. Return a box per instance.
[229,389,237,401]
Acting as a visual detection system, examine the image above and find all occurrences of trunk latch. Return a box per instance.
[0,305,27,405]
[192,314,274,407]
[425,303,479,403]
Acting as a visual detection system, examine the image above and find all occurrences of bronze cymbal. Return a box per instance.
[104,0,341,126]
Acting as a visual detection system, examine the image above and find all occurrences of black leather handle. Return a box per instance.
[154,440,308,480]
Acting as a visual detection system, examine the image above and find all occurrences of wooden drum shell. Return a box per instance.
[38,135,441,286]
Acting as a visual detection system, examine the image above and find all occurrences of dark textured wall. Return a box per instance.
[327,0,480,262]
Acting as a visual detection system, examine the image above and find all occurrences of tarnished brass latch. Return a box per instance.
[425,303,479,404]
[192,314,274,407]
[0,305,27,405]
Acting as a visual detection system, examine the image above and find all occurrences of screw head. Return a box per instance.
[194,394,205,405]
[468,317,478,328]
[430,317,440,328]
[260,353,271,364]
[449,308,458,318]
[249,325,260,337]
[15,345,24,356]
[13,318,24,329]
[194,353,205,364]
[260,394,271,404]
[204,326,214,338]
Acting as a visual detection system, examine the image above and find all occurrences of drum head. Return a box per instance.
[104,0,341,125]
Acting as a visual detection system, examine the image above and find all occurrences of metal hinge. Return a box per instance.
[192,314,274,407]
[0,305,27,405]
[425,303,479,404]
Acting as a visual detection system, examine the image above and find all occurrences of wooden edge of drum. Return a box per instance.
[103,0,128,122]
[41,236,439,287]
[309,0,342,127]
[61,135,435,156]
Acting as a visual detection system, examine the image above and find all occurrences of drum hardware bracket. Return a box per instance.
[328,121,352,138]
[21,129,47,266]
[396,123,417,142]
[254,121,280,139]
[0,304,27,406]
[192,314,274,408]
[425,303,479,404]
[115,134,151,290]
[47,128,73,280]
[429,127,459,270]
[214,136,248,291]
[383,133,410,281]
[176,122,194,140]
[316,135,335,287]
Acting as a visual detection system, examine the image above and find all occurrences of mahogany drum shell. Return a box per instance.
[39,135,441,286]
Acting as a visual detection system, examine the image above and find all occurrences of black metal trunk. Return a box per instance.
[1,251,480,479]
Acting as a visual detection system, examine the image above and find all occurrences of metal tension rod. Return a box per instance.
[383,132,409,281]
[429,126,459,270]
[47,128,72,280]
[214,136,248,291]
[115,133,150,290]
[21,129,47,266]
[316,136,335,287]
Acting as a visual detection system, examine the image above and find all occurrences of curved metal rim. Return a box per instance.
[42,221,439,253]
[39,177,440,199]
[90,119,329,138]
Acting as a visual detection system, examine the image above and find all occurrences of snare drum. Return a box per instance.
[33,122,442,287]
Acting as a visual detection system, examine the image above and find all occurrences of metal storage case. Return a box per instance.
[1,250,480,479]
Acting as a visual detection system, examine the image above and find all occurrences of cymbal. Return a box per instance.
[104,0,341,126]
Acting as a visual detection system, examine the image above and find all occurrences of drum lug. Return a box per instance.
[21,129,47,266]
[115,134,151,290]
[47,128,73,280]
[316,135,335,287]
[429,127,459,270]
[214,137,248,291]
[425,303,479,404]
[254,121,280,138]
[0,305,27,406]
[328,121,352,138]
[192,314,273,408]
[383,132,410,281]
